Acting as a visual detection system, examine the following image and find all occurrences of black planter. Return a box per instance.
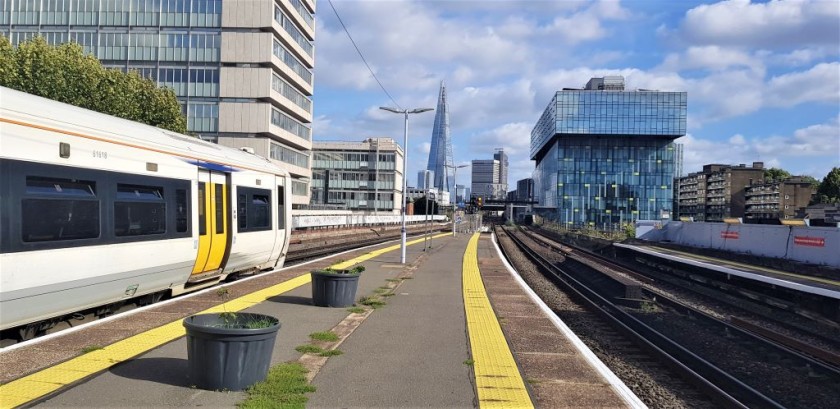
[183,313,280,391]
[310,270,360,307]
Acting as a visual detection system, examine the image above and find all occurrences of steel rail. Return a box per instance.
[499,226,783,409]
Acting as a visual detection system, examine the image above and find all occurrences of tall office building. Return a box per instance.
[531,76,687,227]
[0,0,315,205]
[471,159,502,200]
[494,148,508,194]
[417,170,434,189]
[677,162,764,222]
[426,81,455,200]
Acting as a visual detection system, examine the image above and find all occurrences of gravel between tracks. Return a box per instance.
[496,228,715,409]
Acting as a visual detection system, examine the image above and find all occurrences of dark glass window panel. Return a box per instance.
[114,201,166,236]
[215,184,224,234]
[22,199,99,242]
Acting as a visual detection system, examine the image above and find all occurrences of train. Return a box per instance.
[0,86,292,341]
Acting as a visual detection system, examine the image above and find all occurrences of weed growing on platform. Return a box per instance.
[238,362,314,409]
[381,292,395,297]
[385,278,401,283]
[463,359,474,366]
[347,306,366,314]
[318,349,343,357]
[374,288,390,294]
[81,345,103,354]
[295,344,324,354]
[309,331,339,342]
[358,296,386,309]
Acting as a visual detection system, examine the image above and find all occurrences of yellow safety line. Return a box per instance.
[647,245,840,287]
[462,233,534,409]
[0,235,441,408]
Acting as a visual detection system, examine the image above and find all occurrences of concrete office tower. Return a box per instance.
[531,76,687,227]
[426,81,455,200]
[1,0,315,205]
[494,148,509,195]
[417,170,435,189]
[311,138,404,213]
[471,159,501,200]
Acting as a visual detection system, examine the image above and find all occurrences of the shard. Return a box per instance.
[426,81,455,201]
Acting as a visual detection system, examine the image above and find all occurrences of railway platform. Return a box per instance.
[0,233,643,408]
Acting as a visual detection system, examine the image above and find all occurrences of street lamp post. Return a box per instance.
[379,106,434,264]
[445,164,469,236]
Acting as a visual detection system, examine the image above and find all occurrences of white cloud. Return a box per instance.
[676,0,840,49]
[659,46,764,74]
[679,117,840,178]
[765,62,840,107]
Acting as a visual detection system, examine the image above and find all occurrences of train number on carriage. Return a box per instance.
[92,150,108,159]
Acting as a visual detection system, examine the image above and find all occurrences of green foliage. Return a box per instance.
[815,167,840,204]
[764,167,791,183]
[238,362,315,409]
[463,359,474,366]
[318,349,343,357]
[0,35,186,133]
[358,296,386,309]
[295,345,324,354]
[309,331,339,342]
[346,306,366,314]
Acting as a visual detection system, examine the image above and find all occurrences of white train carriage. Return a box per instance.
[0,87,292,339]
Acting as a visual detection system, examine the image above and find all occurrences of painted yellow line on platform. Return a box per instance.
[462,233,534,409]
[647,245,840,287]
[0,236,441,409]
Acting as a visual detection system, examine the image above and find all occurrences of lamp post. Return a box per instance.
[379,106,434,264]
[445,164,469,236]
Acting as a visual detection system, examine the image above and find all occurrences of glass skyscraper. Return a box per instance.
[531,76,686,227]
[426,81,455,202]
[0,0,315,205]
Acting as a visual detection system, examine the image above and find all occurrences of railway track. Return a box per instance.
[527,226,840,366]
[503,225,840,408]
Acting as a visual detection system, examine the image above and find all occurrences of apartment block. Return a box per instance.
[677,163,764,222]
[745,177,814,221]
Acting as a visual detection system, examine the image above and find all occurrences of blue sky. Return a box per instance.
[312,0,839,188]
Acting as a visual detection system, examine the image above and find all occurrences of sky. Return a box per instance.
[311,0,840,189]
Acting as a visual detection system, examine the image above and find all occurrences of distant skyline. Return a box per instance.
[312,0,840,187]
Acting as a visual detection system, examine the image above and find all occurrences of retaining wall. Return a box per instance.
[638,222,839,267]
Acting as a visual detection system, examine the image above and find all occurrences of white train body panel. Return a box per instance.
[0,87,292,332]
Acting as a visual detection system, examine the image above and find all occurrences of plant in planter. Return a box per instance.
[310,265,365,308]
[182,287,281,391]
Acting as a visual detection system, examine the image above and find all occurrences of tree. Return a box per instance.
[0,35,186,133]
[815,167,840,204]
[764,167,791,183]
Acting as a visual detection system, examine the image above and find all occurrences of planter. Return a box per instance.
[311,269,361,307]
[183,313,280,391]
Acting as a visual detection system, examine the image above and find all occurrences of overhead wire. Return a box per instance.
[327,0,402,110]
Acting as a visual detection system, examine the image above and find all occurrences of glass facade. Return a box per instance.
[532,86,687,227]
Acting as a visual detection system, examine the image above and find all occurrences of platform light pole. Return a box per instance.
[445,164,469,236]
[380,106,434,264]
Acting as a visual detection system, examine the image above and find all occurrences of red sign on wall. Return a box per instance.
[794,236,825,247]
[720,231,739,240]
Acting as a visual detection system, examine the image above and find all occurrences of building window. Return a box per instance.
[270,107,311,141]
[187,102,218,133]
[291,180,308,196]
[270,143,309,168]
[272,38,312,84]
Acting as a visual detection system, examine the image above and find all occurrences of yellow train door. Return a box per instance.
[192,170,229,276]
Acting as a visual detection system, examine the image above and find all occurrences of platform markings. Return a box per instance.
[462,233,534,409]
[647,245,840,287]
[0,235,443,409]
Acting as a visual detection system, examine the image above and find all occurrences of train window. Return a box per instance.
[215,184,224,234]
[114,184,166,236]
[22,177,100,242]
[277,185,285,230]
[238,194,247,229]
[250,194,270,228]
[237,187,272,232]
[176,189,189,233]
[26,176,96,196]
[198,183,207,236]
